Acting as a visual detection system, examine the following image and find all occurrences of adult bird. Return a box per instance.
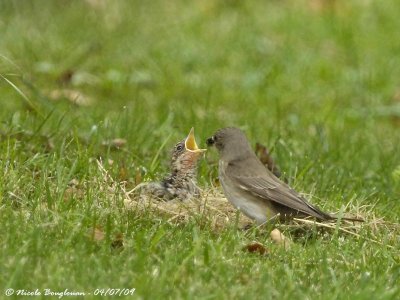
[206,127,362,224]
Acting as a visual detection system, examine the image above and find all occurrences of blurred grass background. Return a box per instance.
[1,0,399,299]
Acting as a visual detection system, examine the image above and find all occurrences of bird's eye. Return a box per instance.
[176,145,183,151]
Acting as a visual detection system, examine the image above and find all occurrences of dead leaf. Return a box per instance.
[309,0,337,13]
[102,138,127,150]
[68,179,79,187]
[242,241,269,256]
[111,233,124,250]
[46,138,55,151]
[88,227,105,242]
[64,179,85,202]
[255,142,282,178]
[58,69,74,85]
[393,88,400,102]
[85,0,106,9]
[135,167,143,185]
[48,89,93,106]
[119,165,129,181]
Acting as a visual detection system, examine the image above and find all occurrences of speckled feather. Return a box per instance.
[140,140,203,201]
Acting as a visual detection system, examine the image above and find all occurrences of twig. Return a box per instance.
[292,218,394,249]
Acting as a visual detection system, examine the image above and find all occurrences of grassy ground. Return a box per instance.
[1,0,400,299]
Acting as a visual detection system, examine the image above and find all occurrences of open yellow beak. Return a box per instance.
[185,127,207,153]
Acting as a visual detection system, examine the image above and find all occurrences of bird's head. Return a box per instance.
[206,127,253,161]
[171,127,206,176]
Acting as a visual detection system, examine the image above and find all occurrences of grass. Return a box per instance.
[1,0,400,299]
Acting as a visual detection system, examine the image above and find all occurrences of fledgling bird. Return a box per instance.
[206,127,362,224]
[136,128,206,201]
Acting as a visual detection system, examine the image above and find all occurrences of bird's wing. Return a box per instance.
[226,160,331,219]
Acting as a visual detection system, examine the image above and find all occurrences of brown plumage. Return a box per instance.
[137,128,206,201]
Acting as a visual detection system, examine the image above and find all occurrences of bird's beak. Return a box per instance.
[206,136,215,146]
[185,127,207,153]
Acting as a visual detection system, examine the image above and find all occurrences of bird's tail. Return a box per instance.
[310,204,364,222]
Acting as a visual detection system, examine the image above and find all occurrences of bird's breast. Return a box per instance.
[218,160,273,224]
